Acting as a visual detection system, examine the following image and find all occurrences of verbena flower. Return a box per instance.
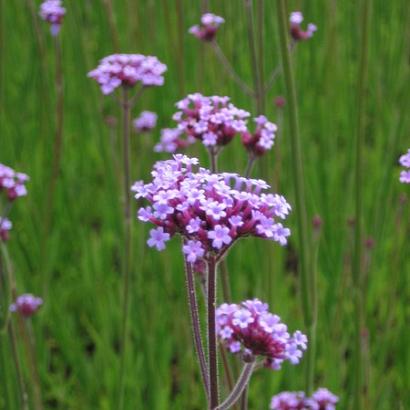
[133,111,157,132]
[39,0,66,36]
[154,128,195,153]
[10,294,43,318]
[270,388,338,410]
[216,299,306,370]
[88,54,167,95]
[399,148,410,184]
[0,217,12,242]
[172,93,250,151]
[189,13,225,42]
[289,11,317,41]
[241,115,277,157]
[132,155,291,260]
[0,164,29,201]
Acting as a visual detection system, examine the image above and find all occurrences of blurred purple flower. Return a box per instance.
[39,0,66,36]
[241,115,277,157]
[290,11,317,41]
[0,218,12,242]
[10,294,43,318]
[0,163,29,201]
[189,13,225,42]
[154,128,195,153]
[399,149,410,184]
[270,388,338,409]
[133,111,157,132]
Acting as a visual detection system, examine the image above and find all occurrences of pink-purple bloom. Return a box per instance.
[0,218,12,242]
[289,12,317,41]
[216,299,307,370]
[10,294,43,318]
[399,149,410,184]
[270,388,338,410]
[189,13,225,42]
[154,128,195,153]
[132,155,291,260]
[133,111,157,132]
[39,0,66,36]
[88,54,167,95]
[0,164,29,201]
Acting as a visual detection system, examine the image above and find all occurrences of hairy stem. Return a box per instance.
[244,156,256,178]
[276,0,314,394]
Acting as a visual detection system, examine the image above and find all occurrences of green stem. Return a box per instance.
[352,1,371,409]
[276,0,314,394]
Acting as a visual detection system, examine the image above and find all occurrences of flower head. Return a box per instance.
[216,298,306,369]
[189,13,225,42]
[241,115,277,157]
[311,388,339,410]
[10,294,43,318]
[154,128,195,153]
[88,54,167,95]
[133,111,157,132]
[39,0,66,36]
[270,388,339,410]
[289,11,317,41]
[399,149,410,184]
[0,218,12,242]
[0,164,29,201]
[133,155,291,258]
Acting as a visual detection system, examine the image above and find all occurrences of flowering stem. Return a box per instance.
[207,255,219,409]
[352,1,371,409]
[118,87,133,410]
[216,361,255,410]
[276,0,314,394]
[184,257,209,399]
[244,155,256,178]
[211,42,254,97]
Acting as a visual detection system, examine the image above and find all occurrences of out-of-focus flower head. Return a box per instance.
[289,11,317,41]
[154,128,196,153]
[133,155,291,260]
[172,93,250,151]
[0,218,12,242]
[88,54,167,95]
[399,149,410,184]
[274,96,286,108]
[311,388,339,410]
[241,115,277,157]
[217,299,307,370]
[0,164,29,201]
[39,0,66,36]
[189,13,225,42]
[270,388,339,409]
[10,294,43,318]
[133,111,158,133]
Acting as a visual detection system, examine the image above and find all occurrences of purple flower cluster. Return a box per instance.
[0,164,29,201]
[241,115,278,157]
[216,299,307,370]
[399,149,410,184]
[289,12,317,41]
[132,155,291,259]
[154,128,195,153]
[270,388,339,410]
[88,54,167,95]
[172,93,250,150]
[133,111,157,133]
[10,294,43,318]
[39,0,66,36]
[0,218,12,242]
[189,13,225,42]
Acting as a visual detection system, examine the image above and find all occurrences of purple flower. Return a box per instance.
[216,298,307,370]
[399,149,410,184]
[147,227,170,251]
[189,13,224,42]
[311,388,339,410]
[183,240,205,263]
[133,111,157,132]
[154,128,195,153]
[0,164,29,201]
[88,54,167,95]
[289,11,317,41]
[0,218,12,242]
[39,0,65,36]
[270,388,339,410]
[208,224,232,249]
[10,294,43,318]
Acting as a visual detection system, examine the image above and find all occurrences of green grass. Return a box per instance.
[1,1,409,409]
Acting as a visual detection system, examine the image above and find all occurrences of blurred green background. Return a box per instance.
[1,0,409,409]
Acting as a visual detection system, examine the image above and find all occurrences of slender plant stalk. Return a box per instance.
[244,156,256,178]
[352,0,371,408]
[207,255,219,409]
[184,257,209,398]
[239,385,249,410]
[175,0,185,95]
[102,0,120,51]
[276,0,314,394]
[118,87,133,410]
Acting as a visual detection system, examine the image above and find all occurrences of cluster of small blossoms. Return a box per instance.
[132,155,291,259]
[39,0,66,36]
[88,54,167,95]
[10,294,43,318]
[189,13,225,42]
[0,218,12,242]
[133,111,157,133]
[289,12,317,41]
[172,93,250,150]
[399,149,410,184]
[0,164,29,201]
[270,388,339,410]
[241,115,278,157]
[216,299,307,370]
[154,128,195,153]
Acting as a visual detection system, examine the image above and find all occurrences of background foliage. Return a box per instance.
[0,0,409,409]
